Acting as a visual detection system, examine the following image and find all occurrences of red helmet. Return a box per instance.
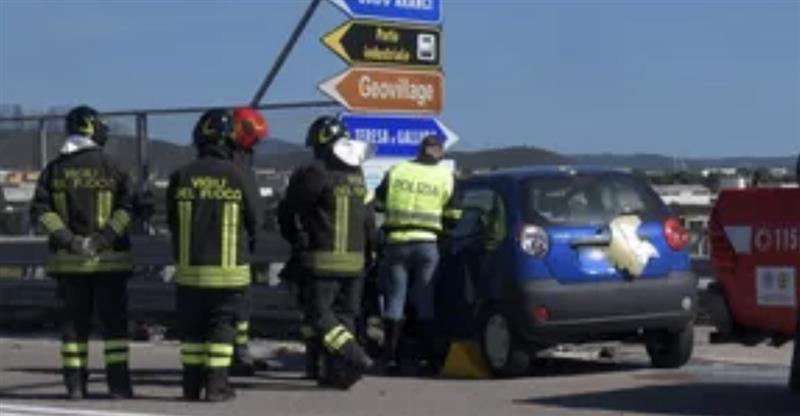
[232,107,268,151]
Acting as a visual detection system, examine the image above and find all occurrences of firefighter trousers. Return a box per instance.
[305,275,373,386]
[55,273,132,391]
[176,286,246,397]
[233,286,251,355]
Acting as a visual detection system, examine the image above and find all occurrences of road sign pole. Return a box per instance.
[251,0,323,107]
[135,113,150,191]
[36,119,47,170]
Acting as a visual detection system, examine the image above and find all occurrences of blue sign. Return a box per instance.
[329,0,442,24]
[341,113,458,157]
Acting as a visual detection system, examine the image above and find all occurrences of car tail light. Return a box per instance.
[519,224,549,258]
[534,305,550,321]
[664,217,689,251]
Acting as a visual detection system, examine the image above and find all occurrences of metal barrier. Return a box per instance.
[0,233,297,330]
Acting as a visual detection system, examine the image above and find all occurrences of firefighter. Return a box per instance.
[166,109,262,402]
[30,105,135,400]
[374,135,461,375]
[277,197,321,379]
[278,116,375,389]
[228,107,268,377]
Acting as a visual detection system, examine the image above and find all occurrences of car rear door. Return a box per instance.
[520,173,686,284]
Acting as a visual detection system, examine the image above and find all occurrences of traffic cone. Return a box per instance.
[440,341,489,379]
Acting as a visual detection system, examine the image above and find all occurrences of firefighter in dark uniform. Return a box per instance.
[278,116,375,389]
[277,197,321,379]
[166,109,262,402]
[228,107,268,377]
[30,105,135,400]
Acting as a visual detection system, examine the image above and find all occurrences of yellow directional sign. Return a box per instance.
[322,20,441,68]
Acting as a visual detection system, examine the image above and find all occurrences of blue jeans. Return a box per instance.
[381,242,440,320]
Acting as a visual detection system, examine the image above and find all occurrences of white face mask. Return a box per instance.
[332,138,374,167]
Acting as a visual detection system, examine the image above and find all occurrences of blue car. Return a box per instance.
[436,166,696,377]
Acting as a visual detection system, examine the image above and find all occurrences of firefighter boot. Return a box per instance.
[182,366,205,401]
[316,349,331,387]
[416,320,440,377]
[305,339,321,380]
[205,368,236,402]
[230,344,256,377]
[63,368,85,400]
[63,368,86,400]
[106,364,134,399]
[790,319,800,393]
[321,353,363,390]
[339,339,374,372]
[381,319,404,375]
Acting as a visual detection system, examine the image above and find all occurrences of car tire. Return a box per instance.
[478,307,530,378]
[646,323,694,369]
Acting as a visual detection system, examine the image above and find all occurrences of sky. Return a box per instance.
[0,0,798,157]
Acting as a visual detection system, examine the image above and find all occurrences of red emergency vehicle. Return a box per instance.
[706,186,800,390]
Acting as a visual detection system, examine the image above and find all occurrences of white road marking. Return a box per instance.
[0,403,186,416]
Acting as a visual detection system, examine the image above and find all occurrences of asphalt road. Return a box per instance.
[1,327,798,416]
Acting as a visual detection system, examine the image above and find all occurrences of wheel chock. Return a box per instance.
[440,341,490,379]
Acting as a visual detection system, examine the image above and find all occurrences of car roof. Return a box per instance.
[463,165,632,182]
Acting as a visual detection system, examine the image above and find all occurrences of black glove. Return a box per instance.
[51,229,75,251]
[85,233,111,255]
[68,236,93,256]
[364,249,377,272]
[293,232,310,252]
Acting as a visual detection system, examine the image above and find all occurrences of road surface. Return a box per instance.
[1,327,797,416]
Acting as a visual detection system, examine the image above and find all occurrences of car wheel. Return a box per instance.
[646,323,694,369]
[479,308,530,378]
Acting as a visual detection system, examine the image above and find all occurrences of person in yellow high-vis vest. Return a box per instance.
[166,109,262,402]
[374,136,462,375]
[30,105,135,400]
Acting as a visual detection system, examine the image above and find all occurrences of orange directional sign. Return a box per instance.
[318,67,443,114]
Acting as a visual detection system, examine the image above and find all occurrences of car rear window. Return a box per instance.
[520,174,669,225]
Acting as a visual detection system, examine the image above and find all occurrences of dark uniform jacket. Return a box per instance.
[278,159,376,278]
[166,145,262,289]
[30,146,134,274]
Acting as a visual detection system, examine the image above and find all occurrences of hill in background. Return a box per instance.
[0,128,793,176]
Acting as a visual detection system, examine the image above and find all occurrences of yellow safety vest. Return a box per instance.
[382,161,457,244]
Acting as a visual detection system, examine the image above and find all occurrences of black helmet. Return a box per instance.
[193,109,235,150]
[65,105,109,146]
[305,116,349,148]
